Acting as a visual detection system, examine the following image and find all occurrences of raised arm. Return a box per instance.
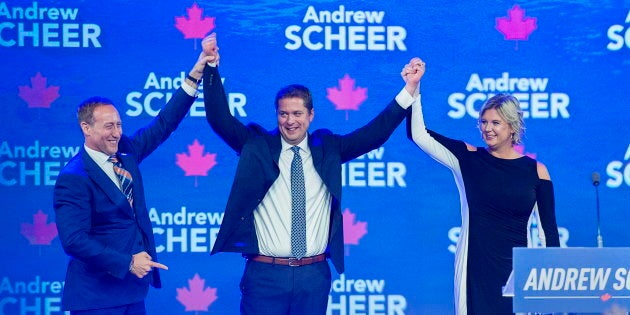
[335,65,422,162]
[406,58,461,170]
[124,48,214,162]
[200,33,251,153]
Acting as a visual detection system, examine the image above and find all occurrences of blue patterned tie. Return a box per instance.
[108,155,134,207]
[290,146,306,259]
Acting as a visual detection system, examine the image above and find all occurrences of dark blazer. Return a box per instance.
[53,87,195,311]
[203,65,408,273]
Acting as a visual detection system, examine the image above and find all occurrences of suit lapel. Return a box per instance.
[308,133,324,172]
[269,129,282,163]
[81,149,135,218]
[269,129,323,168]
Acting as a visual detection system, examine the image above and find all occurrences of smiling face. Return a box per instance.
[277,97,314,145]
[479,108,514,151]
[81,104,122,156]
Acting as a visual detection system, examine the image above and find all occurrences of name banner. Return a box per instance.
[513,247,630,313]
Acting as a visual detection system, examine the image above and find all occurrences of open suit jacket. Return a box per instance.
[203,65,409,273]
[53,87,195,311]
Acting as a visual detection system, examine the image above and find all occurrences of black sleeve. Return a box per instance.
[536,179,560,247]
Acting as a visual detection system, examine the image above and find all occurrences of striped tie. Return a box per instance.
[108,155,134,207]
[290,146,306,259]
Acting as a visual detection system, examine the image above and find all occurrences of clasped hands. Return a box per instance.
[189,33,220,81]
[401,57,426,95]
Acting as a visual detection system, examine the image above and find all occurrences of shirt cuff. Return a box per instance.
[181,80,199,97]
[395,87,419,110]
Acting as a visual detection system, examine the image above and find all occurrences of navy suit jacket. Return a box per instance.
[53,87,195,310]
[203,65,409,273]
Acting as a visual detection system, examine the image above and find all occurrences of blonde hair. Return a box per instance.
[478,94,525,144]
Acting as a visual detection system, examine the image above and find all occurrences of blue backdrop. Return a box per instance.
[1,1,629,314]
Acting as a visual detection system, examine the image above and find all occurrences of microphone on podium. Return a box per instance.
[591,172,600,186]
[591,172,603,248]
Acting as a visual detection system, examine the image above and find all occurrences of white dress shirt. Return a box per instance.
[254,136,332,258]
[254,87,417,258]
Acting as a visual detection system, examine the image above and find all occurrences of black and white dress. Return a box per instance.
[410,95,560,315]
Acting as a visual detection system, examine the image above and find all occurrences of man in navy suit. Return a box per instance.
[200,34,418,315]
[53,53,216,314]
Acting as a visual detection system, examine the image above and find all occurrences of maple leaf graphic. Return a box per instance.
[514,144,537,159]
[176,139,217,187]
[175,3,215,48]
[176,273,218,312]
[326,74,367,121]
[20,210,58,245]
[18,72,60,108]
[495,4,537,50]
[342,208,367,256]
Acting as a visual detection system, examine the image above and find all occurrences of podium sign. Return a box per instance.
[513,247,630,313]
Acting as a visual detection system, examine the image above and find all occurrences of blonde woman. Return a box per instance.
[403,57,560,315]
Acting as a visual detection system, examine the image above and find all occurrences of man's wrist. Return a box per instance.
[186,74,202,86]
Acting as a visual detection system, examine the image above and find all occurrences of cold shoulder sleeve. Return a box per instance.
[535,179,560,247]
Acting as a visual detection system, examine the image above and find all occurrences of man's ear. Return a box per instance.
[80,122,90,135]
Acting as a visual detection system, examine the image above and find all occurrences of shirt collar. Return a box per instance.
[84,144,113,165]
[281,134,309,154]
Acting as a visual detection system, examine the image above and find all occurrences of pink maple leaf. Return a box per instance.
[495,5,537,50]
[20,210,58,245]
[18,72,60,108]
[175,3,215,48]
[176,139,217,187]
[342,208,367,256]
[514,144,537,159]
[326,74,367,121]
[176,273,218,312]
[600,293,612,301]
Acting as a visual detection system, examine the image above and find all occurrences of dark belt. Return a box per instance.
[249,254,327,267]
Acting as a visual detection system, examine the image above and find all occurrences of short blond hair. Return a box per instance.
[479,94,525,144]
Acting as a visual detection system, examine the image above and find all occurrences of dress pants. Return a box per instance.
[70,300,145,315]
[240,259,331,315]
